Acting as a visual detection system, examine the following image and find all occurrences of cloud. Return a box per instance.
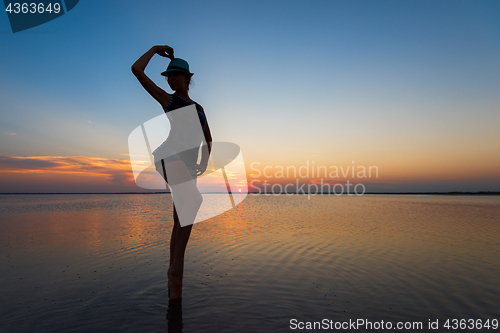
[0,156,60,169]
[0,156,129,173]
[0,156,141,193]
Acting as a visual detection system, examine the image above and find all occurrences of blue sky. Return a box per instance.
[1,0,499,192]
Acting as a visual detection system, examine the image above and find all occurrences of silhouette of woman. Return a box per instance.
[132,45,212,299]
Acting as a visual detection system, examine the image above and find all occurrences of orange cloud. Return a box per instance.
[1,155,498,193]
[0,156,248,193]
[0,156,140,193]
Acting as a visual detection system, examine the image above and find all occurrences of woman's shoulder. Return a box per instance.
[194,102,204,113]
[163,95,206,117]
[164,94,190,112]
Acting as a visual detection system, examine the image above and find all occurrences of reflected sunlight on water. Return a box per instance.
[1,194,499,332]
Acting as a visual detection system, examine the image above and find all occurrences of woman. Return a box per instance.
[132,45,212,299]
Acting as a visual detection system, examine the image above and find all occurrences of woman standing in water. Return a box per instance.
[132,45,212,299]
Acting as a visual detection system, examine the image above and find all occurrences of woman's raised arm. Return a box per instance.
[131,45,173,108]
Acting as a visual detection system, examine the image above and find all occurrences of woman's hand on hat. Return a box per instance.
[154,45,174,60]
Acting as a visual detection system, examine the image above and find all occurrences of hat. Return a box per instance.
[161,58,193,76]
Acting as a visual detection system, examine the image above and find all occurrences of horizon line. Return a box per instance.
[0,191,499,195]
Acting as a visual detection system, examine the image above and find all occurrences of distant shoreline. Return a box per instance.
[1,191,499,195]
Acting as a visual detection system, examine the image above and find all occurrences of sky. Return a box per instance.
[1,0,499,193]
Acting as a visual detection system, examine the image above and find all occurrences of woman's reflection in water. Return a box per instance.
[166,298,183,333]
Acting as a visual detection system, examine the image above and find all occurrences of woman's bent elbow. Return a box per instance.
[131,65,142,75]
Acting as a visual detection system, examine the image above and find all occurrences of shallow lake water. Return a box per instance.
[1,194,499,332]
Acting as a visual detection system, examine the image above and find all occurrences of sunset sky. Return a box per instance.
[1,0,499,193]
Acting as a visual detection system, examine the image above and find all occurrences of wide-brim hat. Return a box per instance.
[161,58,193,76]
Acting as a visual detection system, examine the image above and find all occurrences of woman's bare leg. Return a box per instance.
[168,206,179,296]
[163,160,202,299]
[169,207,178,269]
[168,205,193,299]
